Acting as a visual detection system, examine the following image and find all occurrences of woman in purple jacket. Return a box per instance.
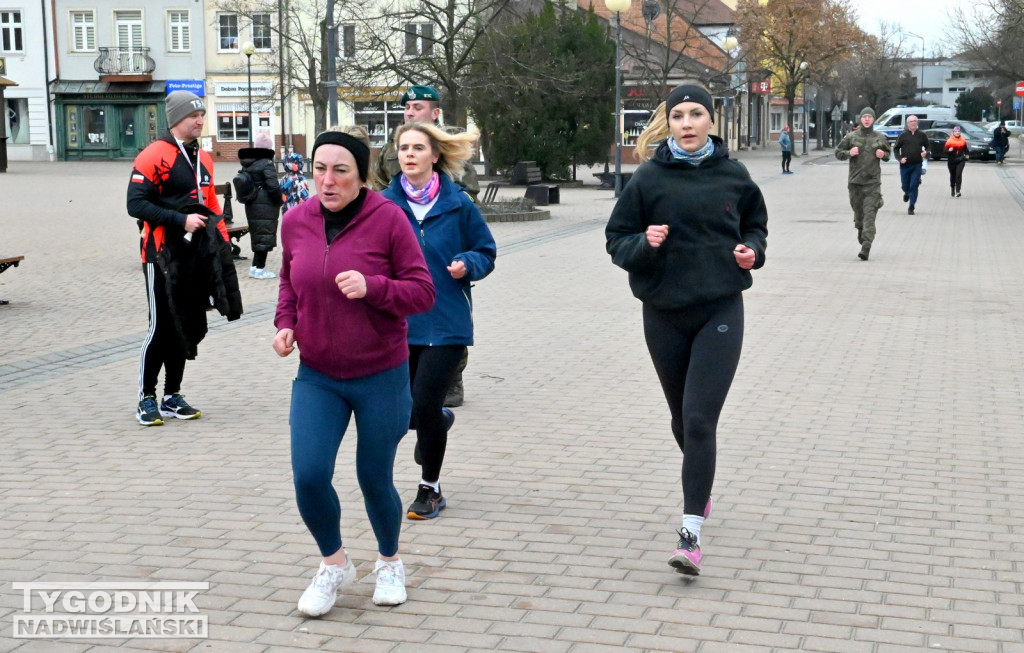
[273,131,435,616]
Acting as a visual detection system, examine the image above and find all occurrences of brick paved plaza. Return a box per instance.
[1,149,1023,652]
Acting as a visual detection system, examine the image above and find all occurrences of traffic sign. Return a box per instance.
[997,98,1003,106]
[1016,80,1024,96]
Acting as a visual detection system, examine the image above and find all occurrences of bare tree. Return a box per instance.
[836,24,916,116]
[211,0,335,134]
[951,0,1024,95]
[617,0,732,96]
[338,0,514,127]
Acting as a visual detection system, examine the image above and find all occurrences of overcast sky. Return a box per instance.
[852,0,987,55]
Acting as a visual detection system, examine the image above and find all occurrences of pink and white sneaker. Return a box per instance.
[668,528,702,575]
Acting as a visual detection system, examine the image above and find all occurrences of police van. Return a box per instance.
[874,106,956,142]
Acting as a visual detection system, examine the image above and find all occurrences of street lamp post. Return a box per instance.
[721,36,738,150]
[605,0,631,197]
[800,61,808,155]
[907,32,924,101]
[242,41,256,147]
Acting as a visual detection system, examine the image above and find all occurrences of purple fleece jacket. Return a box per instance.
[275,191,435,379]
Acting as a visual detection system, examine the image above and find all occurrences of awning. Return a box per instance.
[0,75,18,87]
[53,80,166,95]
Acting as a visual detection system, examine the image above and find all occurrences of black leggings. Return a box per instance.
[409,345,466,482]
[947,159,965,193]
[643,295,744,517]
[782,151,791,172]
[252,251,268,268]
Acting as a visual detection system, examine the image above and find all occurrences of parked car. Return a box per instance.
[983,119,1024,135]
[924,127,993,161]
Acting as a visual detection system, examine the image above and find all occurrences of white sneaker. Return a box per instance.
[250,267,277,279]
[372,558,407,606]
[297,559,356,617]
[248,266,256,277]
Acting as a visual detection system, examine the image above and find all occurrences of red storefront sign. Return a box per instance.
[750,80,771,94]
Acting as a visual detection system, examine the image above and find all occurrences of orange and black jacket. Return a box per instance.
[944,134,968,163]
[127,133,228,263]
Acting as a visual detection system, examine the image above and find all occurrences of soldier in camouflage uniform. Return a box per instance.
[372,84,478,407]
[835,107,891,261]
[372,85,480,201]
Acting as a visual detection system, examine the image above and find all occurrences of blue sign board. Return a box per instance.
[1014,98,1022,111]
[166,80,206,96]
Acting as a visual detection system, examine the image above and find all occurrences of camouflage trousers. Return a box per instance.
[849,183,883,249]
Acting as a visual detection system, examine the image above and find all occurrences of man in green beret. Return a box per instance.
[372,84,479,200]
[373,83,479,408]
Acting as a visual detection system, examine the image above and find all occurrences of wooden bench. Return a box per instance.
[0,255,25,305]
[214,183,249,260]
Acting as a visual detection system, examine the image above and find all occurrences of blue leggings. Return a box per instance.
[290,362,411,558]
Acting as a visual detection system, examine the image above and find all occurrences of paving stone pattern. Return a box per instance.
[0,152,1022,652]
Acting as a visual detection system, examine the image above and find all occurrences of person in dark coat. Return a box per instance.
[239,132,284,279]
[991,121,1011,165]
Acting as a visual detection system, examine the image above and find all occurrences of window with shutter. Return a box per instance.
[71,10,96,52]
[168,11,189,52]
[115,10,144,49]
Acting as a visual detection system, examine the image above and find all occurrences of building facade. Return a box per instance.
[1,3,55,161]
[51,1,207,160]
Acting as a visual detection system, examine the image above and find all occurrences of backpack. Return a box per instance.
[232,168,259,203]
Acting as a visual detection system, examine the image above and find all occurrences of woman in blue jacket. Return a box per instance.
[382,122,497,521]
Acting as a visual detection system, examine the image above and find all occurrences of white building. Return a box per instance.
[1,3,56,161]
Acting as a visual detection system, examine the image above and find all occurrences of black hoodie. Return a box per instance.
[605,136,768,309]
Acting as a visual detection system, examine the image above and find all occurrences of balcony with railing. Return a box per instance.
[94,47,155,80]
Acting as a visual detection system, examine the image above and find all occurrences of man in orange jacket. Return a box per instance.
[127,90,234,426]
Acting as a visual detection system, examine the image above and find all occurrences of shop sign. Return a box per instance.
[167,80,205,96]
[214,81,274,97]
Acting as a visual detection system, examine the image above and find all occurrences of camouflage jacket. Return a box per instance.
[835,127,891,185]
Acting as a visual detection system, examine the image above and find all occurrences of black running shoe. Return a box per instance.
[159,393,201,420]
[407,484,446,520]
[137,395,163,426]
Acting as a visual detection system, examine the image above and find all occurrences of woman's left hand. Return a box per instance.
[447,260,467,279]
[733,244,755,270]
[335,270,367,299]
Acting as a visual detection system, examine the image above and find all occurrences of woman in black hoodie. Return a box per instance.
[238,132,283,278]
[606,85,768,577]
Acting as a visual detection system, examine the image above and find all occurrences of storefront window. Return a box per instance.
[83,106,107,146]
[353,101,404,148]
[217,106,271,142]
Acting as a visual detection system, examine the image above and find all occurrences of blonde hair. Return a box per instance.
[394,122,477,180]
[634,101,669,162]
[328,124,381,188]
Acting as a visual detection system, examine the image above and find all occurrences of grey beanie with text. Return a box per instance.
[165,91,206,128]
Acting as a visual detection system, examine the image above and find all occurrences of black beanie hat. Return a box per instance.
[665,85,715,124]
[310,131,370,182]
